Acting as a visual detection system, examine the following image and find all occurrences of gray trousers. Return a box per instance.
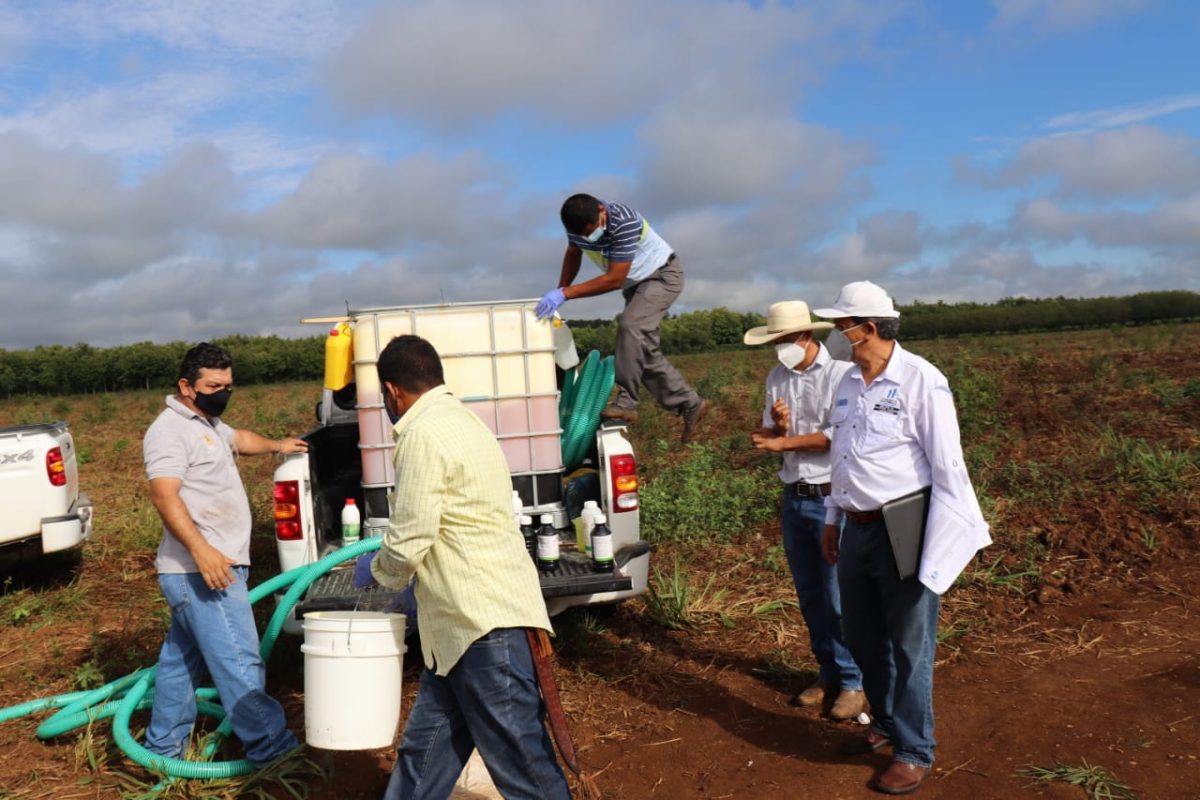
[614,257,700,414]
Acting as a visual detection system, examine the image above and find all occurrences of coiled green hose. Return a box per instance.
[2,350,617,780]
[0,536,383,780]
[559,350,615,472]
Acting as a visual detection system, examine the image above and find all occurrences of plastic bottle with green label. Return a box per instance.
[341,498,361,547]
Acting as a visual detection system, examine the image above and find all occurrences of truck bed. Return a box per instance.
[294,551,633,618]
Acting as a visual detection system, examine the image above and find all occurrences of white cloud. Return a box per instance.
[36,0,359,60]
[325,0,912,130]
[239,150,515,251]
[1014,195,1200,248]
[993,126,1200,199]
[1047,94,1200,134]
[0,134,236,283]
[991,0,1149,35]
[0,71,234,157]
[635,109,874,214]
[809,211,923,279]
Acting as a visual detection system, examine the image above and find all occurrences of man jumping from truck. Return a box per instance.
[536,193,709,443]
[355,334,571,800]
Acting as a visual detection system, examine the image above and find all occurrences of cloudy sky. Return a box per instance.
[0,0,1197,348]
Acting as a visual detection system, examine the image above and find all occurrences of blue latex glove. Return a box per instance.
[353,552,378,588]
[535,288,566,320]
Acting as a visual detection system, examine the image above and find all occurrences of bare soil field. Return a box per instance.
[0,323,1196,799]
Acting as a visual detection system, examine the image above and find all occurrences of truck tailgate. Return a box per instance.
[295,567,405,615]
[294,552,632,618]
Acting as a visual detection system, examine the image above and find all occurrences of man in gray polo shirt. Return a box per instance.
[142,342,307,766]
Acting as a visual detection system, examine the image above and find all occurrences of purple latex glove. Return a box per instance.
[535,288,566,320]
[353,552,378,588]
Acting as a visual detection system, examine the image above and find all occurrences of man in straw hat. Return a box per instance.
[745,301,865,721]
[814,281,990,795]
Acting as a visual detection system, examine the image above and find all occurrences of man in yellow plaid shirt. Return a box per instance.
[358,334,570,800]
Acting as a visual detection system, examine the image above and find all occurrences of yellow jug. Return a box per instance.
[324,322,354,390]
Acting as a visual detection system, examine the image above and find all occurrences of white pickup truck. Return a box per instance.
[0,422,93,564]
[270,301,651,624]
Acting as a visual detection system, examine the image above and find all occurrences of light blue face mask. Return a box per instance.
[584,224,605,243]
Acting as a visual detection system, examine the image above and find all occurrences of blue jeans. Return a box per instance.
[145,568,298,766]
[781,491,862,690]
[837,518,940,767]
[385,627,570,800]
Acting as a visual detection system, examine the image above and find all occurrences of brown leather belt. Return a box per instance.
[785,481,831,498]
[845,508,883,524]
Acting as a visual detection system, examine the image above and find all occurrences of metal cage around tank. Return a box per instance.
[349,300,565,511]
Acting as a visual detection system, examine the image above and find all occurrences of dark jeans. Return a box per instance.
[384,627,570,800]
[782,492,861,689]
[838,518,939,767]
[614,258,700,414]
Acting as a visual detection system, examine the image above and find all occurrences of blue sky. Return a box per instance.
[0,0,1197,348]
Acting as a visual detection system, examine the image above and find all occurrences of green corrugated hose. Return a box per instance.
[559,350,615,472]
[0,536,383,780]
[1,351,616,779]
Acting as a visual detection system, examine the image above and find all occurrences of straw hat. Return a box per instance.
[743,301,834,346]
[813,281,900,319]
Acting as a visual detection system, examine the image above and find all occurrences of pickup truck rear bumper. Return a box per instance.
[41,492,93,553]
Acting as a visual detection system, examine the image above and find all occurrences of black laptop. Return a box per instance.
[881,486,932,581]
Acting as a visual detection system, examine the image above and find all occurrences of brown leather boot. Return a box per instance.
[600,405,639,423]
[871,760,930,795]
[830,689,866,720]
[680,399,710,444]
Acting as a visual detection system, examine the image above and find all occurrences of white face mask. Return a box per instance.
[775,339,808,369]
[584,224,605,243]
[824,328,861,361]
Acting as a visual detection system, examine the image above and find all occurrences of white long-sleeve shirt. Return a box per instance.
[760,344,852,484]
[824,342,991,594]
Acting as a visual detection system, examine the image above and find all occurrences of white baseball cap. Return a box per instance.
[813,281,900,319]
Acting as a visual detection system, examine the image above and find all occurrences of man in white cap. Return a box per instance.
[744,302,864,721]
[814,281,990,796]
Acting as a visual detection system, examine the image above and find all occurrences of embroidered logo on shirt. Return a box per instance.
[203,435,214,447]
[836,398,848,407]
[872,396,901,416]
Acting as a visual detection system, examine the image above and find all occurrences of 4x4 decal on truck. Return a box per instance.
[0,450,34,464]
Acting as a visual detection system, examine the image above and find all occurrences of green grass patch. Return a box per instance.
[644,558,733,630]
[1096,427,1199,502]
[639,443,778,544]
[941,354,1004,442]
[1017,759,1136,799]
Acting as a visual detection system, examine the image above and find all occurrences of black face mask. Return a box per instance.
[193,387,232,417]
[384,392,401,425]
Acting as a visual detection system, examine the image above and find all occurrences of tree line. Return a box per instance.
[0,335,325,397]
[571,289,1200,355]
[0,291,1195,397]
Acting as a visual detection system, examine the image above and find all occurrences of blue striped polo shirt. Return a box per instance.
[566,200,674,287]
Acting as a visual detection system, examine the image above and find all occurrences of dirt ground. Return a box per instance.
[279,545,1199,800]
[2,540,1195,799]
[0,326,1196,799]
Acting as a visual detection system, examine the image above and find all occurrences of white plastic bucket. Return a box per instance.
[301,611,406,750]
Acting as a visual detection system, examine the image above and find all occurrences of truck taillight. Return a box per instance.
[609,454,638,512]
[273,480,303,540]
[46,447,67,487]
